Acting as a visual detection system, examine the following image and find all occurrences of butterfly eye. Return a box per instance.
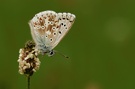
[50,51,53,55]
[49,50,55,56]
[46,35,48,38]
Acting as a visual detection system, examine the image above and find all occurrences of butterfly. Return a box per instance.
[29,10,76,56]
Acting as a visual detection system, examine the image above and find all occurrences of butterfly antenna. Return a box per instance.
[54,50,70,59]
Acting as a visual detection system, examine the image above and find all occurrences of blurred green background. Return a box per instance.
[0,0,135,89]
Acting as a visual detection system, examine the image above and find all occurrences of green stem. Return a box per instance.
[27,75,30,89]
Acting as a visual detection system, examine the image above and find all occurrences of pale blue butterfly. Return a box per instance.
[29,10,76,56]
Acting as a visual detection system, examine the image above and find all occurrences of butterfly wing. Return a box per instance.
[51,12,76,49]
[29,11,57,53]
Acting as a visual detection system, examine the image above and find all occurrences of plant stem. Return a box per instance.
[28,75,30,89]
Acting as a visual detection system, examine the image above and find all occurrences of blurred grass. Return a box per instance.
[0,0,135,89]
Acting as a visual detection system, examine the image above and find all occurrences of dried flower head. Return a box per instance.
[17,40,40,76]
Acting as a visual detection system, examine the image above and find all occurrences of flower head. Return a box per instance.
[17,41,40,76]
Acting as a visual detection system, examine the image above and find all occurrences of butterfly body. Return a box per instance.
[29,10,76,56]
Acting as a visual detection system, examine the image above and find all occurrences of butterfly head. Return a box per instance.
[47,50,55,56]
[40,49,55,56]
[37,44,55,56]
